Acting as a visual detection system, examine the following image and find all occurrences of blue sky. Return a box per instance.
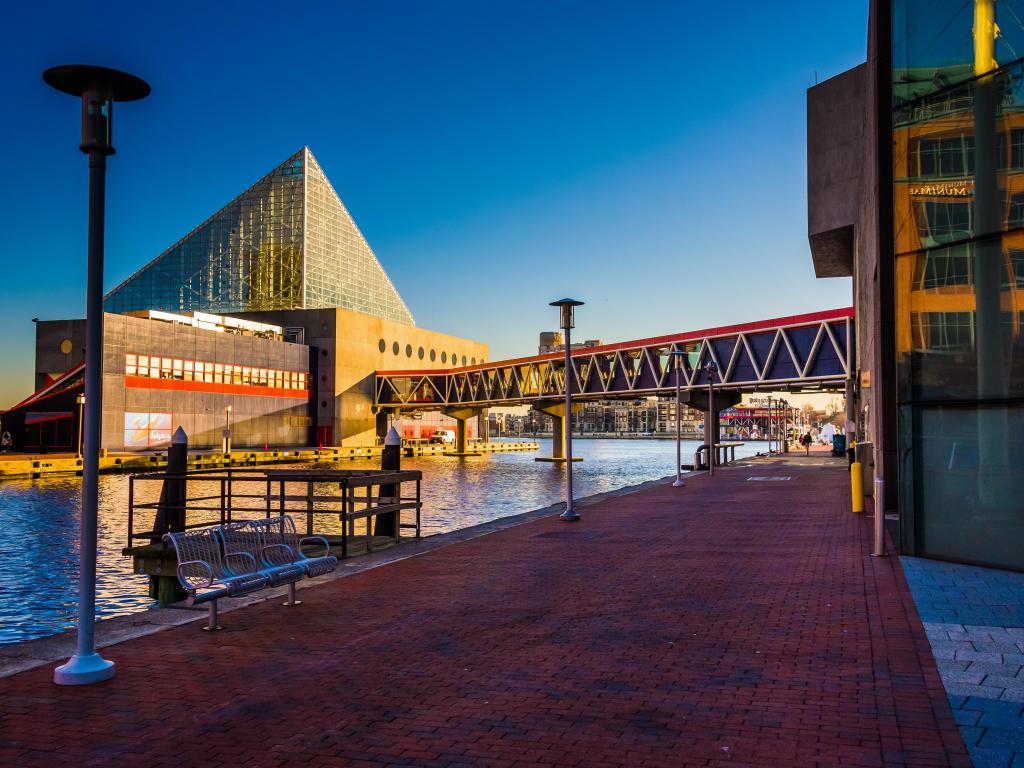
[0,1,866,407]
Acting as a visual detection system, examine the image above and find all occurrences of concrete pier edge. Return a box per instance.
[0,471,693,679]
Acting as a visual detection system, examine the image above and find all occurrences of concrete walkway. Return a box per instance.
[902,557,1024,768]
[0,458,969,767]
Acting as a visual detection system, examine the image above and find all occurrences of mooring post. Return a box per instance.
[374,426,401,537]
[151,427,188,607]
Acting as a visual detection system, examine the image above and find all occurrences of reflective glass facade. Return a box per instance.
[893,1,1024,569]
[104,148,414,325]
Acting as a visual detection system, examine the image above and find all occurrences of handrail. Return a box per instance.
[126,467,423,549]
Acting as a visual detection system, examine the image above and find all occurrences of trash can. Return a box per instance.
[831,434,846,457]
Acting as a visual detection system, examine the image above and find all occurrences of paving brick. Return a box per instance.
[0,461,968,767]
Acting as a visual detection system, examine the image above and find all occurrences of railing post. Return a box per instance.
[127,475,134,547]
[306,478,314,537]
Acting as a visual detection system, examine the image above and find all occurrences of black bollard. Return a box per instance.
[374,427,401,537]
[151,427,188,606]
[152,427,188,541]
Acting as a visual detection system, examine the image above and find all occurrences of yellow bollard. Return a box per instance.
[850,461,864,513]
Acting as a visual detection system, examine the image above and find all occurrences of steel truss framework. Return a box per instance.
[375,308,854,410]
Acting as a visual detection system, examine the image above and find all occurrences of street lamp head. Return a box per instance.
[549,298,584,330]
[225,405,232,413]
[76,393,86,405]
[704,359,718,381]
[43,65,150,155]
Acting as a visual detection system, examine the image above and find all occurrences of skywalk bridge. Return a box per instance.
[375,308,854,457]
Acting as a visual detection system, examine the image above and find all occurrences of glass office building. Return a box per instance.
[893,1,1024,569]
[104,147,415,326]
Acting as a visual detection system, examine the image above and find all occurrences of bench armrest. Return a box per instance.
[176,559,214,590]
[300,535,330,557]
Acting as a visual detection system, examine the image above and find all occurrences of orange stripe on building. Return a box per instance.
[125,376,309,399]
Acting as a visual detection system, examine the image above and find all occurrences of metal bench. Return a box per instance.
[163,527,269,631]
[163,515,338,630]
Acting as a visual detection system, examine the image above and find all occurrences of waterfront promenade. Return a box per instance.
[0,457,969,767]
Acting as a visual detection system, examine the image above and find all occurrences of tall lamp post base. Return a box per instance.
[672,478,686,487]
[560,507,581,521]
[53,652,115,685]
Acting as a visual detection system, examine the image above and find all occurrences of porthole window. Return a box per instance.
[462,356,467,366]
[441,352,447,363]
[405,344,413,358]
[430,349,436,362]
[451,351,457,363]
[471,357,476,365]
[392,342,399,355]
[418,346,424,360]
[378,339,386,353]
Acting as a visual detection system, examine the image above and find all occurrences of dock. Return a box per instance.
[0,440,539,480]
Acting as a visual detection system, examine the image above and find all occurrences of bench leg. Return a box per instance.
[202,600,224,631]
[282,582,302,607]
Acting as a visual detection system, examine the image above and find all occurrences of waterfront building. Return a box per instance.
[3,150,486,451]
[807,1,1024,570]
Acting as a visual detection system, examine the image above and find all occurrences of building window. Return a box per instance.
[406,344,413,358]
[430,349,436,362]
[393,341,399,355]
[418,346,424,360]
[441,352,447,363]
[378,339,386,353]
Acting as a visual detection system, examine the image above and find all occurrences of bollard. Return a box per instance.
[850,461,864,513]
[872,476,885,556]
[374,427,401,537]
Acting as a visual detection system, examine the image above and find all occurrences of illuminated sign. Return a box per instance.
[124,412,172,449]
[907,180,972,197]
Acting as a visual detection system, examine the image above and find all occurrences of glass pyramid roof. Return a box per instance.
[104,147,415,325]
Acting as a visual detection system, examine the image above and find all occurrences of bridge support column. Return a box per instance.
[442,407,486,456]
[456,418,467,454]
[680,389,742,470]
[532,401,583,463]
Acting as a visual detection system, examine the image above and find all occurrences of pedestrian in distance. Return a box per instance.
[801,431,812,456]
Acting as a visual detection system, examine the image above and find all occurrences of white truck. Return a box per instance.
[430,429,456,445]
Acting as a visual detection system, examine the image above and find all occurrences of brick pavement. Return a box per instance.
[0,458,969,767]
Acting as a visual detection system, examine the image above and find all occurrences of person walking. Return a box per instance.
[800,430,812,456]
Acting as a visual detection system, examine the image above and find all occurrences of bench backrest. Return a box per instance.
[219,520,269,577]
[250,516,301,567]
[164,528,227,589]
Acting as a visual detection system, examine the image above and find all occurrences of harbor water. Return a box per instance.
[0,438,765,645]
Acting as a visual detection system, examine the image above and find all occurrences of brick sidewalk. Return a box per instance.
[0,459,969,767]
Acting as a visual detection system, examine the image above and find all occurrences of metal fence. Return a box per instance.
[127,467,422,558]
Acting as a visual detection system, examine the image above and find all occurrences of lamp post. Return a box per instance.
[45,64,150,686]
[75,393,86,459]
[668,349,686,487]
[223,405,233,454]
[550,298,583,521]
[766,395,774,453]
[704,360,718,476]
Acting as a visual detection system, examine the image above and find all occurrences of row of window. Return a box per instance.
[915,130,1024,179]
[125,354,309,390]
[377,339,482,367]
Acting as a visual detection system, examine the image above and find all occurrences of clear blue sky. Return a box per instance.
[0,1,866,407]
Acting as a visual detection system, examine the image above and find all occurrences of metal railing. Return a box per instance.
[127,467,422,558]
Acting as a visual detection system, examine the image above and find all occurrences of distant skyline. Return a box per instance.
[0,1,867,407]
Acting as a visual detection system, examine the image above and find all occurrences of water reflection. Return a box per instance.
[0,438,763,644]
